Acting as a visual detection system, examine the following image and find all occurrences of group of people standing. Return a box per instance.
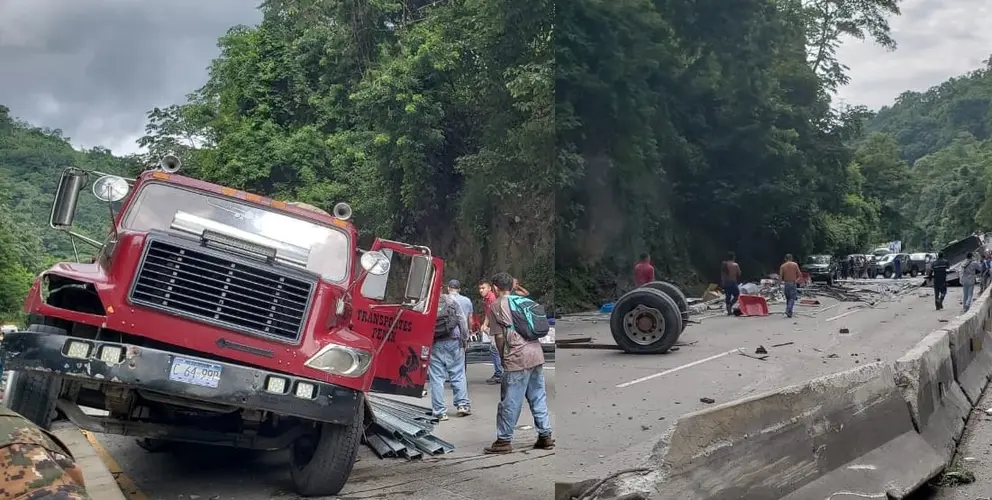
[930,251,992,312]
[720,253,803,318]
[428,274,554,455]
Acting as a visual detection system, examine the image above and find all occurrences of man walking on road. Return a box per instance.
[429,291,472,420]
[779,254,802,318]
[634,253,655,287]
[479,280,502,385]
[721,252,742,315]
[484,272,553,454]
[0,406,92,499]
[960,252,982,312]
[929,252,949,310]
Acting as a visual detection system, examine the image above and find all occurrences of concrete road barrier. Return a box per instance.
[561,287,992,500]
[893,329,971,463]
[945,303,992,404]
[599,362,944,499]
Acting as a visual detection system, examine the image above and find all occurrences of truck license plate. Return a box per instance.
[169,357,222,388]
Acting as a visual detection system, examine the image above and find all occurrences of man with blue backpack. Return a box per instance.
[483,272,554,454]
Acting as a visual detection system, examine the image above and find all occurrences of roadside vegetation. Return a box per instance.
[555,0,992,312]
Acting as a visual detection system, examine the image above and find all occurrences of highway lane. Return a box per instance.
[555,281,965,483]
[91,363,554,500]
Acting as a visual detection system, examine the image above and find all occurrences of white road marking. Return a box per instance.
[616,349,740,388]
[825,309,862,322]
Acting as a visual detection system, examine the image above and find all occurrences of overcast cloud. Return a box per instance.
[0,0,989,155]
[0,0,261,155]
[835,0,992,110]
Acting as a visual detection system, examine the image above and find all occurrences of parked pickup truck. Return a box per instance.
[803,254,838,285]
[871,253,910,279]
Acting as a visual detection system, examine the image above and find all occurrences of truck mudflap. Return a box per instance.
[1,331,362,426]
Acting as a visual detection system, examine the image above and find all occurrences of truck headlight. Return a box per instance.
[304,344,372,377]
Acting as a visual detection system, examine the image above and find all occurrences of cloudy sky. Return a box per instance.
[0,0,989,155]
[0,0,261,155]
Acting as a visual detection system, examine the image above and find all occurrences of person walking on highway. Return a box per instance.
[893,254,902,279]
[721,252,742,316]
[634,253,655,287]
[479,280,502,385]
[960,252,983,312]
[779,254,802,318]
[429,291,472,420]
[928,252,950,310]
[484,272,553,454]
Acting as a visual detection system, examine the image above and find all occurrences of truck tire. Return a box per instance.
[640,281,690,331]
[910,267,919,278]
[289,396,364,496]
[4,324,65,428]
[884,267,893,279]
[610,288,682,354]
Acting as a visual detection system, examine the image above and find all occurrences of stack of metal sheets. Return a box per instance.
[364,395,456,459]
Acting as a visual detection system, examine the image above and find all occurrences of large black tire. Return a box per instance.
[640,281,690,332]
[910,267,919,278]
[4,324,65,428]
[610,288,682,354]
[883,267,893,279]
[289,396,365,496]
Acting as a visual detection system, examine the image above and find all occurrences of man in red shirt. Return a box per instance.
[479,280,502,384]
[634,253,655,287]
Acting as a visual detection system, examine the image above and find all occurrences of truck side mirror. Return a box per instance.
[51,168,88,229]
[404,255,432,301]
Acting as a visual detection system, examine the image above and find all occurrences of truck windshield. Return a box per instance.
[121,182,351,283]
[806,255,830,265]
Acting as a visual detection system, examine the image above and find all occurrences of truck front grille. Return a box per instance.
[129,239,314,342]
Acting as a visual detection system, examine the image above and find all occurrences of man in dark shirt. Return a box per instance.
[928,252,950,310]
[634,253,655,287]
[720,252,742,315]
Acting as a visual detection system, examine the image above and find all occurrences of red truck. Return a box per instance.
[0,156,443,496]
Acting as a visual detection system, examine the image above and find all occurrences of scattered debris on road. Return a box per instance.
[365,396,455,460]
[700,397,715,404]
[736,348,768,361]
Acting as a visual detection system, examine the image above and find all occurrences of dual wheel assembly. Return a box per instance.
[610,281,690,354]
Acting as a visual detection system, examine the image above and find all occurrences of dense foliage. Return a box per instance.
[137,0,553,306]
[9,0,992,319]
[554,0,908,310]
[861,60,992,251]
[0,105,135,322]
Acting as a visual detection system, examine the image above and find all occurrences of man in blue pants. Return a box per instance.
[484,272,553,453]
[429,293,472,420]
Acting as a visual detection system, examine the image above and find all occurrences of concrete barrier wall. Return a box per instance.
[893,329,970,463]
[650,362,943,500]
[944,305,992,404]
[578,286,992,500]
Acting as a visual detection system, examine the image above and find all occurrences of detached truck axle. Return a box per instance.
[609,281,690,354]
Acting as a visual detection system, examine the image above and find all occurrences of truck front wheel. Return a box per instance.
[4,324,65,428]
[289,397,364,496]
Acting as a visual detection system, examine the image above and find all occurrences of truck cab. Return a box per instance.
[0,158,443,496]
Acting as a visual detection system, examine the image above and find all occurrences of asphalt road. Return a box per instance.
[91,363,554,500]
[556,280,966,483]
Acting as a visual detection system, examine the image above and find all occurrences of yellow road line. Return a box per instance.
[80,429,149,500]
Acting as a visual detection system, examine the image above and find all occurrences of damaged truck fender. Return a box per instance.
[610,287,683,354]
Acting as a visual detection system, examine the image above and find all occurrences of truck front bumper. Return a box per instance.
[1,331,361,425]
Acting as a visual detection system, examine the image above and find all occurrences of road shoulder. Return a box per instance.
[50,422,129,500]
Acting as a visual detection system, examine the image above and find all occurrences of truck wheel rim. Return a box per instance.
[624,306,665,345]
